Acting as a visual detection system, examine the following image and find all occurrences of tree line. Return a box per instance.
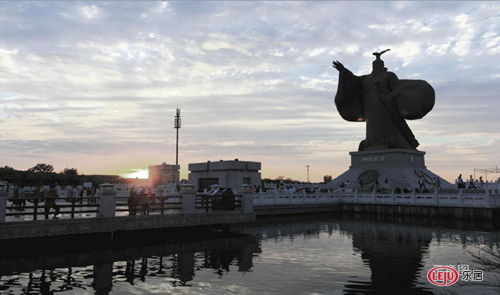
[0,164,125,187]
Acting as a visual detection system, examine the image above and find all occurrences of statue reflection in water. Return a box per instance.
[340,220,433,294]
[3,217,496,294]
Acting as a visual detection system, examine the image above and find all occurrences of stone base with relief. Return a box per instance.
[329,149,453,190]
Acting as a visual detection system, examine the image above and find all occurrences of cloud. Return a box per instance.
[0,1,498,182]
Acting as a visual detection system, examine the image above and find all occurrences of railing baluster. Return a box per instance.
[33,199,39,220]
[71,198,76,219]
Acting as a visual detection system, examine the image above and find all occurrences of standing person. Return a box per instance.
[44,185,60,219]
[128,187,137,215]
[147,187,155,213]
[418,177,425,191]
[222,188,235,210]
[79,187,84,204]
[91,187,97,205]
[17,185,26,210]
[141,188,150,215]
[468,175,476,189]
[457,174,464,189]
[384,177,390,192]
[12,185,20,209]
[83,188,88,204]
[436,177,441,189]
[339,182,345,192]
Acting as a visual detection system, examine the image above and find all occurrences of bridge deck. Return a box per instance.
[0,212,255,240]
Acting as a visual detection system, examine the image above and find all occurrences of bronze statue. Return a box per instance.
[333,49,435,151]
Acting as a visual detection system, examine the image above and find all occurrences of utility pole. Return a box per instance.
[174,108,181,168]
[306,165,310,183]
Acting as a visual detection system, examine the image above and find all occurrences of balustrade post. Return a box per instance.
[434,189,439,205]
[486,184,492,207]
[355,189,359,203]
[239,185,254,214]
[0,181,7,223]
[459,189,464,206]
[180,184,196,213]
[391,189,395,204]
[98,183,116,219]
[372,188,376,203]
[159,196,166,214]
[412,188,417,204]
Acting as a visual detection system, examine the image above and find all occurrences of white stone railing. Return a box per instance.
[252,191,340,206]
[0,184,254,223]
[252,188,500,208]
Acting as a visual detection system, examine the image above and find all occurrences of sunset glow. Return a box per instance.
[0,2,498,183]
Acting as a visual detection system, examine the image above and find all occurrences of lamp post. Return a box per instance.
[306,165,310,183]
[174,108,181,185]
[174,108,181,167]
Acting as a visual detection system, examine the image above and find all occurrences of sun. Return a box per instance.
[123,169,149,179]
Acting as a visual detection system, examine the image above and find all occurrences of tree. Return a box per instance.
[63,168,78,175]
[0,165,16,175]
[28,163,54,174]
[0,166,21,182]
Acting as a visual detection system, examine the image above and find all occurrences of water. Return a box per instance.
[0,215,498,295]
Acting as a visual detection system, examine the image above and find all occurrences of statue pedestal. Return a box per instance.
[330,149,452,190]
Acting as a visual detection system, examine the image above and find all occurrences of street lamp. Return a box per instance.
[306,165,310,183]
[174,108,181,167]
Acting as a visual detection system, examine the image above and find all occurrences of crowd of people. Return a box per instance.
[208,187,236,211]
[455,174,486,189]
[5,183,190,219]
[8,184,70,219]
[335,173,497,194]
[337,175,443,194]
[127,186,158,215]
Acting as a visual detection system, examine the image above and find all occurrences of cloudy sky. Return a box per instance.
[0,1,499,182]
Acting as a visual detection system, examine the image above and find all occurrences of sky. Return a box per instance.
[0,1,499,183]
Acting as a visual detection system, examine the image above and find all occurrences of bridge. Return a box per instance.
[1,183,499,240]
[0,183,255,240]
[252,184,500,219]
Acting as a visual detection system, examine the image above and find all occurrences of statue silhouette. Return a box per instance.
[333,49,435,151]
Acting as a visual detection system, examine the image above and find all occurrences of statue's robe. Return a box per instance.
[335,68,435,151]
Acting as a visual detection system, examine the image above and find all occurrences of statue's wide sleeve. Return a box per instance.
[393,79,435,120]
[334,69,365,122]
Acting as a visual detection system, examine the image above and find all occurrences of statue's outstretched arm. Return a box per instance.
[332,60,345,72]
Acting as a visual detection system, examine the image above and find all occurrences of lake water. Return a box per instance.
[0,214,498,294]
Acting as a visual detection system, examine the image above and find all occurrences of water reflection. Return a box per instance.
[0,234,260,294]
[340,221,433,294]
[0,215,498,294]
